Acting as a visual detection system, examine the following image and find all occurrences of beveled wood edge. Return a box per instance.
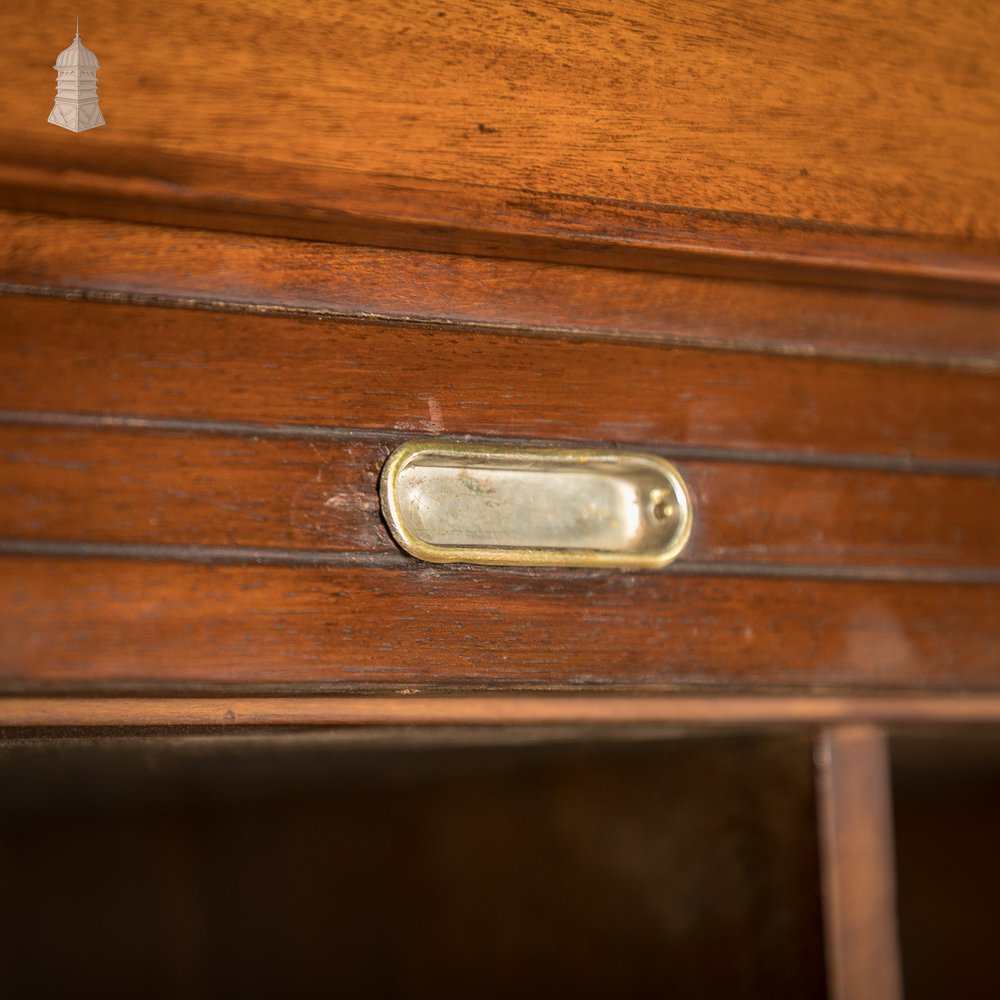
[1,132,999,297]
[4,540,999,583]
[3,694,1000,728]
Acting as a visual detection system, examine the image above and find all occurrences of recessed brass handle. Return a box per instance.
[379,440,692,569]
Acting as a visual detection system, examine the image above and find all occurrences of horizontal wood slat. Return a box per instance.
[2,211,998,369]
[5,695,1000,729]
[0,425,391,555]
[1,424,998,572]
[2,296,997,466]
[0,557,996,689]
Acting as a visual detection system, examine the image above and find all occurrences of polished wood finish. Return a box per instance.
[1,557,996,688]
[0,425,391,555]
[1,132,998,297]
[3,211,998,369]
[5,695,1000,729]
[2,422,998,572]
[2,2,1000,283]
[2,5,997,995]
[817,726,903,1000]
[3,295,997,466]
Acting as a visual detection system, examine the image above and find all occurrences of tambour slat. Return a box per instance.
[2,296,996,464]
[0,557,996,688]
[2,211,998,368]
[0,424,997,571]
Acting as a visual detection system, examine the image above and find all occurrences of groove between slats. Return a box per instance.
[1,409,998,475]
[0,541,997,584]
[10,278,991,374]
[1,201,998,372]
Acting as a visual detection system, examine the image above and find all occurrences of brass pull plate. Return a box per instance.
[379,440,692,569]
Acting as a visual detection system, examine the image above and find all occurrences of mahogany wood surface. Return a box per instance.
[817,725,903,1000]
[1,7,996,993]
[2,2,999,270]
[1,556,996,688]
[1,132,998,297]
[2,422,998,573]
[2,1,998,700]
[3,295,997,467]
[3,211,999,369]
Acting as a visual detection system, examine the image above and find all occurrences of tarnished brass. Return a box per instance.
[379,440,692,568]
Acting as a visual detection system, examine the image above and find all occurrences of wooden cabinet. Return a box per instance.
[0,2,997,996]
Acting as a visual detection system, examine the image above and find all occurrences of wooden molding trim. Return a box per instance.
[1,133,998,298]
[3,695,1000,728]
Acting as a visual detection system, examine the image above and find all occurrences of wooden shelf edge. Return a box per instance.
[3,694,1000,728]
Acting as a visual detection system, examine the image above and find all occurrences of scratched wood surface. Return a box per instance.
[0,556,996,688]
[2,423,998,572]
[2,295,997,466]
[2,211,999,369]
[1,0,998,248]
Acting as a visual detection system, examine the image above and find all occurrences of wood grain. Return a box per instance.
[2,132,999,298]
[0,425,392,555]
[1,1,998,250]
[5,695,1000,728]
[2,210,999,369]
[0,556,996,688]
[2,423,998,572]
[817,726,903,1000]
[2,295,997,466]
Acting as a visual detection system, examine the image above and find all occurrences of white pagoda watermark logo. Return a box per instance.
[48,19,106,132]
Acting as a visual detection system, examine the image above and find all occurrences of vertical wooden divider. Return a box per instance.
[816,725,903,1000]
